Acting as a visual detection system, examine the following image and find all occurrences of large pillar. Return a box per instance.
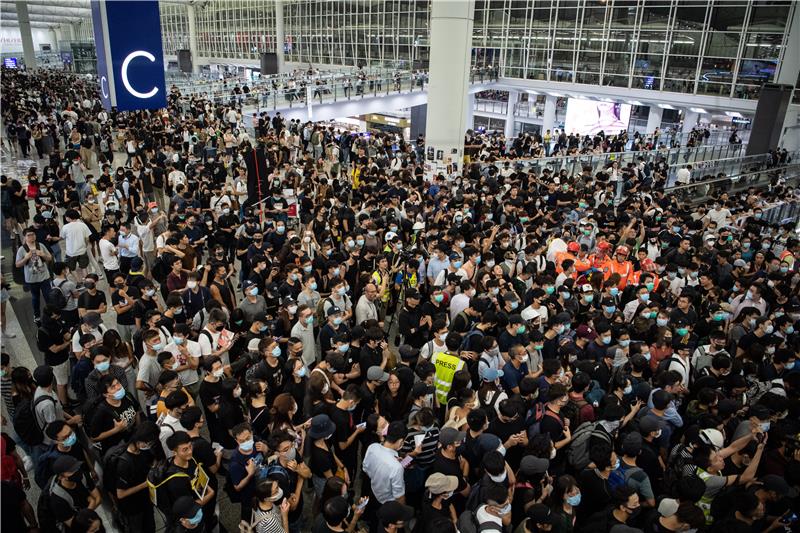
[275,0,286,73]
[682,109,699,132]
[424,0,475,176]
[542,95,557,133]
[646,106,663,134]
[187,4,200,74]
[778,3,800,149]
[504,90,519,139]
[50,27,60,51]
[15,2,37,71]
[466,93,475,132]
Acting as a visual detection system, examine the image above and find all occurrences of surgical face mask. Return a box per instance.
[545,286,555,295]
[785,361,795,369]
[760,422,771,433]
[212,369,224,378]
[282,447,297,461]
[434,294,444,303]
[240,438,254,452]
[561,291,571,300]
[338,343,350,353]
[234,387,242,398]
[453,261,463,269]
[602,336,612,345]
[517,325,526,335]
[151,342,164,352]
[356,238,365,246]
[566,493,581,506]
[187,508,204,526]
[186,281,198,289]
[610,287,619,297]
[171,361,180,370]
[584,294,594,303]
[271,345,282,358]
[496,503,512,516]
[63,432,78,447]
[676,327,688,336]
[619,339,630,347]
[145,289,156,297]
[623,384,633,394]
[95,360,110,372]
[296,366,307,378]
[337,286,347,296]
[305,316,314,325]
[764,325,774,334]
[550,447,557,459]
[613,458,621,470]
[269,487,284,502]
[657,318,668,327]
[509,300,519,310]
[639,293,650,303]
[113,388,125,400]
[605,305,616,314]
[489,471,507,483]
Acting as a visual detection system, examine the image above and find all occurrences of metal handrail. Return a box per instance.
[664,162,800,193]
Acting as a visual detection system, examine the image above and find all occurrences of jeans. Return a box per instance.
[49,244,62,263]
[76,182,89,203]
[27,280,51,319]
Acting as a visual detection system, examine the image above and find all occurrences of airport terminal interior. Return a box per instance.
[1,1,800,532]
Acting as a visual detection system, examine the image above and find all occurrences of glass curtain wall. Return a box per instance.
[160,4,190,56]
[194,0,277,61]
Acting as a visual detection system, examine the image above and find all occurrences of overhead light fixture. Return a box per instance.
[547,92,564,97]
[657,104,675,109]
[689,107,708,113]
[725,111,744,118]
[627,100,643,106]
[526,90,539,95]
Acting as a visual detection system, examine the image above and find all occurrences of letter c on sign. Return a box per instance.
[121,50,159,99]
[100,75,109,99]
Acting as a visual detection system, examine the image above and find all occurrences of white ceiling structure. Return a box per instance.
[0,1,92,29]
[0,1,194,29]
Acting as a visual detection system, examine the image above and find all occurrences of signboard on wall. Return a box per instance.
[91,0,166,111]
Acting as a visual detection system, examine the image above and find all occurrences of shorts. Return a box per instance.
[66,253,89,270]
[52,359,70,386]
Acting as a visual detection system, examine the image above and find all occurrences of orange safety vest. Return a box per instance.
[590,254,612,275]
[604,259,633,288]
[573,255,592,273]
[555,251,576,274]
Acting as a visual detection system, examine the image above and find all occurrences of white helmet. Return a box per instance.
[699,428,724,450]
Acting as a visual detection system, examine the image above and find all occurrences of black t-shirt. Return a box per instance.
[576,468,612,523]
[116,449,154,513]
[250,359,285,402]
[133,297,158,324]
[37,321,70,366]
[198,379,223,424]
[431,451,467,492]
[89,398,138,454]
[190,436,219,490]
[164,461,196,511]
[112,289,136,325]
[312,515,339,533]
[330,406,357,467]
[78,290,107,311]
[50,480,90,525]
[309,443,335,477]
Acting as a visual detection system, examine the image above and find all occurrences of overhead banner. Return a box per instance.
[91,0,167,111]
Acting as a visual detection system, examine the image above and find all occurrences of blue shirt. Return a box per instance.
[228,448,263,503]
[500,362,528,392]
[426,256,449,282]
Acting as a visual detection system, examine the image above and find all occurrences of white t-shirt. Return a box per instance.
[168,170,187,189]
[99,238,120,270]
[165,339,202,386]
[198,328,229,366]
[134,219,155,252]
[60,220,91,257]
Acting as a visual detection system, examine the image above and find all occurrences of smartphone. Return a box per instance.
[356,422,367,430]
[356,497,369,511]
[413,434,425,448]
[399,455,414,468]
[781,511,799,524]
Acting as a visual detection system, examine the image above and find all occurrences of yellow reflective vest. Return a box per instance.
[432,352,465,404]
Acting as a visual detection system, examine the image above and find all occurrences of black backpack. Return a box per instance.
[13,395,55,445]
[101,441,131,495]
[48,278,68,310]
[146,460,191,517]
[456,509,503,533]
[37,477,75,533]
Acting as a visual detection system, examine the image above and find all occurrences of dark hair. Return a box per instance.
[179,406,203,430]
[165,430,192,451]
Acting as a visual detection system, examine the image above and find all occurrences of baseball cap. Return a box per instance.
[399,344,420,361]
[580,283,593,293]
[173,495,202,520]
[82,311,102,327]
[639,416,663,435]
[411,381,435,398]
[527,503,554,525]
[761,474,799,498]
[748,404,771,421]
[733,259,748,268]
[576,324,596,340]
[519,456,550,476]
[147,201,158,210]
[366,366,389,382]
[33,365,54,386]
[508,314,524,325]
[52,455,81,475]
[480,367,504,382]
[439,427,466,446]
[554,312,572,324]
[424,473,459,495]
[241,279,255,290]
[326,306,342,317]
[377,501,415,525]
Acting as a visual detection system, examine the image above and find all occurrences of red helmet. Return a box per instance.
[567,241,580,253]
[597,241,612,251]
[616,245,630,256]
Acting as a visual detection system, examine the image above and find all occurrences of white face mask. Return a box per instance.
[489,471,507,483]
[550,447,557,459]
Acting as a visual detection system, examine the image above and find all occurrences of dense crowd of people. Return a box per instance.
[1,66,799,533]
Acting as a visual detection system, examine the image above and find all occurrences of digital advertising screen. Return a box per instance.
[564,98,631,135]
